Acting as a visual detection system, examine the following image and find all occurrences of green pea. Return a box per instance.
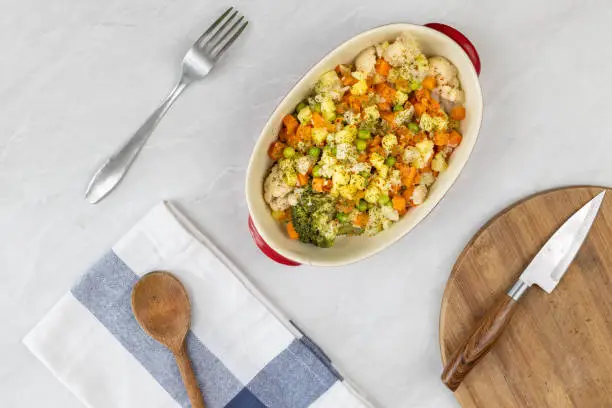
[355,139,367,152]
[332,146,337,156]
[378,194,390,206]
[358,129,371,140]
[408,122,420,133]
[336,212,349,223]
[313,103,322,113]
[295,102,307,114]
[359,171,371,179]
[357,199,368,212]
[283,146,296,158]
[312,165,322,177]
[308,146,321,158]
[410,81,421,90]
[385,156,396,167]
[393,104,404,112]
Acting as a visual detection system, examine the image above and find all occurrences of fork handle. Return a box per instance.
[85,79,189,203]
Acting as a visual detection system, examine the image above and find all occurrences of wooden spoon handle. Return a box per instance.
[441,294,520,391]
[174,342,205,408]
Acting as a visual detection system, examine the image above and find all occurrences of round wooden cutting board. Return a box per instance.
[439,186,612,407]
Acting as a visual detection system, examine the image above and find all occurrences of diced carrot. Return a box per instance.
[371,135,382,146]
[357,152,368,162]
[355,190,365,200]
[278,127,289,142]
[415,88,430,102]
[283,114,299,135]
[312,177,324,192]
[381,112,396,125]
[389,183,401,197]
[353,212,369,228]
[414,103,426,117]
[311,112,326,128]
[450,105,466,121]
[267,141,286,160]
[272,209,291,221]
[400,165,417,186]
[392,196,407,215]
[377,102,392,112]
[295,124,312,144]
[287,222,299,240]
[422,76,437,90]
[297,173,309,186]
[434,132,450,146]
[375,58,391,76]
[396,79,409,92]
[448,130,463,147]
[374,83,396,103]
[342,75,358,86]
[322,179,333,192]
[402,186,415,205]
[337,201,355,213]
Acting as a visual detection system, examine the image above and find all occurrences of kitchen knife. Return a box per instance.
[441,191,606,391]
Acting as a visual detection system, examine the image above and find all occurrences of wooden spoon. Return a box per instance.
[132,271,205,408]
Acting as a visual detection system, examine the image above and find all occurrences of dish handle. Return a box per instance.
[425,23,481,75]
[248,216,301,266]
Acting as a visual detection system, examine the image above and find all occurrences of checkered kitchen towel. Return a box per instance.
[24,202,372,408]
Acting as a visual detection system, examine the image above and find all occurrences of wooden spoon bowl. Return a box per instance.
[132,271,205,408]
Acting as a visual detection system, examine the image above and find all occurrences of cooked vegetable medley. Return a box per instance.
[263,33,466,247]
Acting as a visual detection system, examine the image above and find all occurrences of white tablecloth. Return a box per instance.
[3,0,612,406]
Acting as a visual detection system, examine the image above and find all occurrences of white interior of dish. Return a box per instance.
[246,24,483,266]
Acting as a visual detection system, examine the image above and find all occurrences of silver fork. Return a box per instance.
[85,7,248,204]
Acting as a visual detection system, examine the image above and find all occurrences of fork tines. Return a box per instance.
[198,7,248,60]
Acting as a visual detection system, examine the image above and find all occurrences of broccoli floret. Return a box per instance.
[290,188,338,248]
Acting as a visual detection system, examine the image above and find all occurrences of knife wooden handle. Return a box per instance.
[441,294,520,391]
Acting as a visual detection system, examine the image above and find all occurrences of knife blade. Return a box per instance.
[441,191,605,391]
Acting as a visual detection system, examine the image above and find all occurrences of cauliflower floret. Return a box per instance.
[381,205,400,222]
[263,164,294,211]
[295,155,313,175]
[355,46,377,75]
[332,165,350,186]
[318,150,337,178]
[336,143,358,161]
[370,174,390,191]
[338,185,358,200]
[363,105,380,126]
[321,98,336,122]
[335,125,357,144]
[278,158,298,186]
[382,33,423,67]
[394,90,408,106]
[350,173,367,190]
[438,85,465,103]
[365,207,384,235]
[350,80,368,96]
[312,128,328,145]
[394,105,414,125]
[351,162,372,174]
[297,106,312,124]
[315,71,343,97]
[432,152,448,172]
[415,139,435,169]
[412,184,428,205]
[428,56,459,87]
[389,169,401,187]
[364,185,381,204]
[419,172,435,186]
[382,134,398,153]
[419,113,448,132]
[369,152,385,170]
[403,147,420,165]
[343,110,359,125]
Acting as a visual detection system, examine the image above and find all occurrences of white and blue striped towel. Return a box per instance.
[24,202,372,408]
